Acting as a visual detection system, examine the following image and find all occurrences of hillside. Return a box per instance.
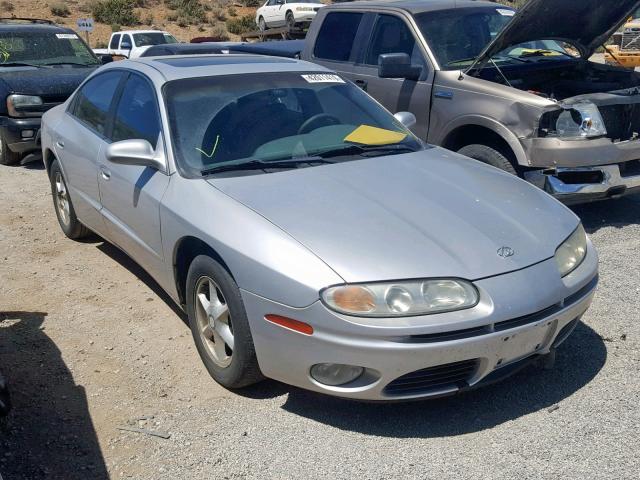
[0,0,259,46]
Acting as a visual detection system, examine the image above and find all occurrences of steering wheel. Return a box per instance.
[297,114,341,135]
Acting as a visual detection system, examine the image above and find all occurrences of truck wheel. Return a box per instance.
[0,372,10,417]
[258,16,266,31]
[286,11,295,31]
[49,159,91,239]
[186,255,263,389]
[0,132,21,166]
[457,144,517,175]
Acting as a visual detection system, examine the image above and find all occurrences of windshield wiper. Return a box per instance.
[44,61,98,67]
[518,49,573,58]
[0,62,42,68]
[314,143,417,159]
[201,157,332,176]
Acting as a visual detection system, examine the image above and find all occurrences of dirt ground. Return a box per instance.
[1,161,639,479]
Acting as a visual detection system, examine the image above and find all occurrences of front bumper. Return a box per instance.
[242,246,598,401]
[525,163,640,205]
[0,116,41,154]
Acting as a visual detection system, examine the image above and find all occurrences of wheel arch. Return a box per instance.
[43,148,56,175]
[437,117,528,167]
[173,236,234,307]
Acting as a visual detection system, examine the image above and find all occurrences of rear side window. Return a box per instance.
[109,34,121,50]
[112,74,161,146]
[72,71,123,136]
[314,12,363,62]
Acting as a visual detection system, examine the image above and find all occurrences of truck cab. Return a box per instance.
[94,30,178,59]
[303,0,640,204]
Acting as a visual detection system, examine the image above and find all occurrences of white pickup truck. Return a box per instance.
[93,30,178,59]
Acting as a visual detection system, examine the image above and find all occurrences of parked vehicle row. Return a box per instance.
[40,54,598,401]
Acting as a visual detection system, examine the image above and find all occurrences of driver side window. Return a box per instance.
[365,14,426,71]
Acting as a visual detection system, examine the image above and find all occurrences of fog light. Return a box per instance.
[310,363,364,386]
[21,130,35,139]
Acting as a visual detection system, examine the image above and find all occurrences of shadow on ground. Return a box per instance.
[572,194,640,233]
[240,322,606,437]
[0,311,109,479]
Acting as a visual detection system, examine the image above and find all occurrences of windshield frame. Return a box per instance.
[162,71,423,179]
[0,30,100,67]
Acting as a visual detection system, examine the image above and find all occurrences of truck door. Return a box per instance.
[350,13,434,140]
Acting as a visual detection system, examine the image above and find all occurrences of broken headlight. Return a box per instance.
[538,101,607,139]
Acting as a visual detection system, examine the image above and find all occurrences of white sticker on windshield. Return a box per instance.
[301,74,345,84]
[56,34,78,39]
[496,8,515,16]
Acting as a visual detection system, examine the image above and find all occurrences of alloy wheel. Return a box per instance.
[54,171,70,226]
[194,276,234,368]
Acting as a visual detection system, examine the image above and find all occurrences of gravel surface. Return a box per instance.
[0,162,638,479]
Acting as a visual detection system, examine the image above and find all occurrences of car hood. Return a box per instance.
[474,0,640,67]
[0,66,96,97]
[207,149,578,283]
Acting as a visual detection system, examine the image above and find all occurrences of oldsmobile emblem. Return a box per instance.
[497,246,515,258]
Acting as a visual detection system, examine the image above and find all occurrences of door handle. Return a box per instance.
[56,141,64,149]
[354,79,368,91]
[100,167,111,180]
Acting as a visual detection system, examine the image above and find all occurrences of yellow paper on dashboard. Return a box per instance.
[344,125,407,146]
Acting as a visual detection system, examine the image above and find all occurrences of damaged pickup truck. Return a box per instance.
[301,0,640,203]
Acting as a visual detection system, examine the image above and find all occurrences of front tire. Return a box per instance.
[49,159,90,239]
[285,11,295,31]
[0,131,21,166]
[258,16,266,32]
[457,144,518,175]
[186,255,263,389]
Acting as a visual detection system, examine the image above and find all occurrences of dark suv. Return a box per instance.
[0,18,109,165]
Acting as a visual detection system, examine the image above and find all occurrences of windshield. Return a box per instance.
[416,7,571,70]
[133,32,178,47]
[0,31,99,66]
[165,72,422,177]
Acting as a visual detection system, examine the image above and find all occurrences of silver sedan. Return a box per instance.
[41,55,598,401]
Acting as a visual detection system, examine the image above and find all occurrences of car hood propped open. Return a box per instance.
[473,0,640,68]
[208,150,579,283]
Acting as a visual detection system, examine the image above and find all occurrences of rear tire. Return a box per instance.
[457,144,518,175]
[186,255,263,389]
[0,131,21,166]
[49,159,91,239]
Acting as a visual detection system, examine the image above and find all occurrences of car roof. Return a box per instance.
[327,0,507,14]
[121,54,329,82]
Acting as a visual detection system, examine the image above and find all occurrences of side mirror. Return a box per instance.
[394,111,417,129]
[120,41,132,50]
[100,54,114,64]
[378,53,422,81]
[105,138,166,171]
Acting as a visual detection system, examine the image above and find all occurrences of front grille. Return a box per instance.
[384,359,478,396]
[622,32,640,50]
[600,103,640,142]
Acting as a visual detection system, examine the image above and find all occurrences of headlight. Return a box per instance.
[295,6,313,11]
[7,94,44,117]
[555,224,587,277]
[538,101,607,139]
[321,279,479,317]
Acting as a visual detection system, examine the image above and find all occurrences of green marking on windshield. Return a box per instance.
[196,135,220,158]
[0,41,10,63]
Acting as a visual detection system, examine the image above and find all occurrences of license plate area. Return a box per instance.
[496,320,555,367]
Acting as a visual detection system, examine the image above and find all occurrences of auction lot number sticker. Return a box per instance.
[302,74,345,84]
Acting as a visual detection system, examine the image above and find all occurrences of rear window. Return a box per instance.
[313,12,363,62]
